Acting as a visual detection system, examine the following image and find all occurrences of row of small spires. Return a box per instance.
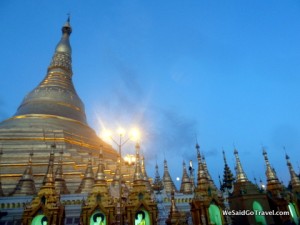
[153,144,300,195]
[0,143,151,197]
[0,143,299,197]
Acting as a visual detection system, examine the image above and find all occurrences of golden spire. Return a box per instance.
[141,155,152,191]
[52,16,72,57]
[262,148,278,183]
[202,154,217,190]
[179,161,193,194]
[234,148,248,183]
[133,142,144,183]
[14,17,87,124]
[54,149,69,194]
[221,150,234,191]
[95,148,106,184]
[166,190,186,225]
[111,160,121,186]
[75,157,95,193]
[286,153,300,190]
[196,142,201,162]
[89,148,109,197]
[194,143,211,195]
[42,150,55,188]
[170,190,179,214]
[10,151,36,196]
[163,158,177,193]
[153,161,164,193]
[141,155,149,181]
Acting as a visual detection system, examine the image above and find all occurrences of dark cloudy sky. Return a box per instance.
[0,1,300,188]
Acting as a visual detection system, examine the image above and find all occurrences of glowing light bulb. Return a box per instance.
[130,128,140,141]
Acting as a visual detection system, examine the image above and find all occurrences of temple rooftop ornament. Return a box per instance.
[10,151,36,196]
[262,148,278,183]
[152,162,164,194]
[179,161,193,194]
[286,153,300,191]
[234,148,248,183]
[220,150,234,191]
[162,159,177,194]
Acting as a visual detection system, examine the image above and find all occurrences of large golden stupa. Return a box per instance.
[0,19,118,194]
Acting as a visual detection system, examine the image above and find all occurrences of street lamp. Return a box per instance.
[103,127,140,225]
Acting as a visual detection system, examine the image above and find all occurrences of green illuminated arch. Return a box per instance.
[208,204,222,225]
[252,201,267,225]
[89,211,106,225]
[135,210,150,225]
[288,203,299,225]
[31,215,47,225]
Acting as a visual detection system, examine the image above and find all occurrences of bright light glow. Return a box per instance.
[130,128,140,141]
[101,129,112,141]
[124,154,136,165]
[176,177,180,181]
[117,127,125,136]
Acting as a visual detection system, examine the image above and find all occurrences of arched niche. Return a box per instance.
[89,210,106,225]
[288,202,299,225]
[135,210,150,225]
[32,215,48,225]
[208,203,222,225]
[252,201,267,225]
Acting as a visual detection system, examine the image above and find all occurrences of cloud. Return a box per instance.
[91,55,200,179]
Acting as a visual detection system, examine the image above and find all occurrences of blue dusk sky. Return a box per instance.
[0,1,299,187]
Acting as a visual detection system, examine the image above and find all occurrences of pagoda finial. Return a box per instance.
[179,160,192,194]
[196,142,201,162]
[262,148,278,183]
[163,158,177,193]
[221,149,235,191]
[42,151,55,188]
[222,148,227,164]
[234,148,248,183]
[285,152,300,190]
[153,161,163,193]
[202,154,217,190]
[140,155,152,191]
[133,142,144,182]
[54,148,69,194]
[95,147,106,184]
[62,15,72,35]
[141,155,149,180]
[10,151,36,196]
[75,156,95,193]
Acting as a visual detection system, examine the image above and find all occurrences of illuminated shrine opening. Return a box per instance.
[90,211,106,225]
[208,204,222,225]
[253,201,267,225]
[135,210,150,225]
[288,203,299,225]
[31,215,47,225]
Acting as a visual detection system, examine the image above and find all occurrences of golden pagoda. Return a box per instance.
[229,148,275,225]
[262,149,291,224]
[22,151,65,225]
[190,143,225,225]
[0,18,118,194]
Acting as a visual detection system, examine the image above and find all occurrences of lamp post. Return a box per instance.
[104,128,140,225]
